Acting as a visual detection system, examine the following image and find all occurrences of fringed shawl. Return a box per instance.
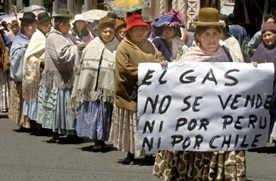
[41,29,81,89]
[22,29,46,102]
[10,32,30,82]
[71,37,119,113]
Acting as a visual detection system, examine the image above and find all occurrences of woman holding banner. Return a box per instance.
[109,14,165,165]
[153,8,246,180]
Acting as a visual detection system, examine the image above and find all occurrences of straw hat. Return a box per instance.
[97,17,116,30]
[192,7,225,28]
[11,20,19,27]
[123,14,150,32]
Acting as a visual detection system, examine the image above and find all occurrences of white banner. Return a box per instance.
[137,62,274,152]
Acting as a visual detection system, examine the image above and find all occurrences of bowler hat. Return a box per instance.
[192,7,225,28]
[52,8,72,19]
[1,21,7,26]
[19,12,37,22]
[123,14,150,32]
[262,22,276,33]
[114,19,126,32]
[97,17,116,30]
[11,20,19,26]
[37,12,52,24]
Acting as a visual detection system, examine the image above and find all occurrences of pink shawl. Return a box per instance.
[180,45,230,62]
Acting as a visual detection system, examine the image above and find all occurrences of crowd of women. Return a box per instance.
[0,6,275,180]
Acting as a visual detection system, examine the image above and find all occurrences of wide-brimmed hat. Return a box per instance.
[19,12,37,22]
[37,12,52,24]
[71,14,86,24]
[192,7,225,28]
[97,17,116,30]
[114,19,126,32]
[52,8,72,19]
[11,20,19,26]
[123,14,150,32]
[262,22,276,33]
[153,9,186,28]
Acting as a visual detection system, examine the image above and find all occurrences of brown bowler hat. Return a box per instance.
[192,7,225,28]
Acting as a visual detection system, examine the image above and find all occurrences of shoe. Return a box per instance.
[92,145,102,152]
[67,135,84,144]
[119,153,136,165]
[46,138,58,143]
[144,155,155,165]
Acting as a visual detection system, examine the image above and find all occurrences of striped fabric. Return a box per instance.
[153,9,186,28]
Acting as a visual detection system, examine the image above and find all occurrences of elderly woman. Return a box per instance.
[71,17,119,151]
[9,12,37,130]
[36,9,85,143]
[109,14,165,164]
[71,14,92,44]
[114,19,126,42]
[22,12,52,135]
[251,23,276,144]
[153,8,246,181]
[152,9,187,62]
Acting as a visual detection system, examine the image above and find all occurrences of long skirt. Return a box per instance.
[23,100,38,121]
[76,99,113,140]
[8,79,30,128]
[109,105,145,157]
[0,70,9,111]
[37,82,75,135]
[153,150,246,181]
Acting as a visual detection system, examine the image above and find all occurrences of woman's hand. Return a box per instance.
[252,61,258,67]
[160,60,168,66]
[77,43,86,51]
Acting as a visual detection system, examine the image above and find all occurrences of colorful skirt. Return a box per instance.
[153,150,246,181]
[37,81,75,135]
[76,99,113,141]
[8,79,30,128]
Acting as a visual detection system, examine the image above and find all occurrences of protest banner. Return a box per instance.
[137,62,274,152]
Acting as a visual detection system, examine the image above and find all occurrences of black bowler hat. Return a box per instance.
[19,12,37,22]
[37,12,52,24]
[52,8,72,19]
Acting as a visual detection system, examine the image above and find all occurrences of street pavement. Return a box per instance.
[0,113,276,181]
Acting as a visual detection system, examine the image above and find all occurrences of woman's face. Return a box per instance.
[100,26,115,43]
[262,30,276,47]
[196,27,220,52]
[116,26,125,42]
[75,20,85,32]
[128,26,147,44]
[59,20,71,34]
[24,22,36,38]
[38,19,52,35]
[162,27,176,39]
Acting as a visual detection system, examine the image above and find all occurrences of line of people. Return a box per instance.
[0,6,275,181]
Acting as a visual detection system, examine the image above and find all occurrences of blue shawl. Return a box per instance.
[10,32,30,82]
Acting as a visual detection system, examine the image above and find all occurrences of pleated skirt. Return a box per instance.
[37,82,75,135]
[76,99,113,141]
[8,79,30,128]
[0,70,9,111]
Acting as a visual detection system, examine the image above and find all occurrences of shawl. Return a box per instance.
[10,32,30,82]
[0,34,10,75]
[114,37,165,111]
[180,45,237,62]
[22,29,46,101]
[220,36,244,62]
[41,29,81,89]
[71,37,119,112]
